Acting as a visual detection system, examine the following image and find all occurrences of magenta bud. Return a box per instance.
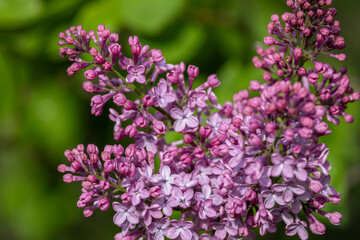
[299,127,313,139]
[300,117,314,128]
[264,36,276,46]
[327,212,342,225]
[297,67,307,76]
[149,186,162,198]
[87,175,97,183]
[183,134,193,144]
[249,133,262,146]
[207,74,220,87]
[102,61,112,71]
[142,95,154,107]
[284,129,294,141]
[83,81,94,93]
[125,125,137,138]
[302,102,315,112]
[315,122,328,134]
[153,121,166,135]
[123,100,135,110]
[109,43,121,56]
[187,65,199,78]
[262,72,272,82]
[199,126,211,138]
[265,122,276,134]
[309,178,323,193]
[193,147,204,159]
[232,116,242,128]
[344,114,354,123]
[121,193,131,205]
[63,173,73,183]
[293,48,302,59]
[180,153,191,165]
[166,71,179,84]
[99,198,110,211]
[104,161,115,172]
[57,164,67,173]
[94,54,105,64]
[109,33,119,43]
[113,93,127,106]
[249,80,261,91]
[308,72,319,84]
[135,117,147,128]
[84,69,97,80]
[292,144,302,154]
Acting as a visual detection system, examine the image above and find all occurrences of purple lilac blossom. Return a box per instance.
[57,1,359,239]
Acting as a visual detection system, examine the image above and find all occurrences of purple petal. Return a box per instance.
[154,232,165,240]
[163,93,176,102]
[297,225,309,240]
[136,65,145,74]
[215,228,226,239]
[271,164,282,177]
[282,164,294,179]
[163,182,172,196]
[185,116,199,128]
[291,185,305,195]
[173,119,186,132]
[171,187,182,199]
[295,168,308,182]
[127,65,136,74]
[285,224,298,236]
[166,227,181,239]
[283,188,293,202]
[139,189,150,199]
[132,195,141,205]
[161,165,171,179]
[271,153,282,164]
[113,211,127,226]
[126,74,135,83]
[163,206,173,216]
[127,212,139,224]
[290,200,302,214]
[282,212,294,225]
[151,210,163,219]
[179,228,192,240]
[264,196,275,209]
[205,207,217,218]
[183,189,194,201]
[135,75,146,84]
[170,108,183,120]
[112,202,125,212]
[272,184,286,192]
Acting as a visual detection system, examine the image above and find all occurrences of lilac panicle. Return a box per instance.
[57,1,359,239]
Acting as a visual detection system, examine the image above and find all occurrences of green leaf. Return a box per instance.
[145,24,205,63]
[116,0,187,35]
[216,59,259,104]
[21,81,82,157]
[0,0,43,29]
[73,0,124,32]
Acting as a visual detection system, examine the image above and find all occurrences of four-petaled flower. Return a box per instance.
[113,202,139,233]
[170,107,199,132]
[126,65,146,84]
[128,180,150,205]
[166,220,194,240]
[188,90,206,109]
[168,187,193,209]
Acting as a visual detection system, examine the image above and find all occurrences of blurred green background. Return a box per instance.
[0,0,359,239]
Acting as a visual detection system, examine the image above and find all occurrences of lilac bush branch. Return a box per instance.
[57,0,359,239]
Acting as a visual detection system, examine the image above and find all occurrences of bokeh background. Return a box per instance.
[0,0,359,239]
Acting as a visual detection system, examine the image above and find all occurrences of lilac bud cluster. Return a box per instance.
[57,1,359,240]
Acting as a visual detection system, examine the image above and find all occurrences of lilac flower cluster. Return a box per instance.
[57,1,359,239]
